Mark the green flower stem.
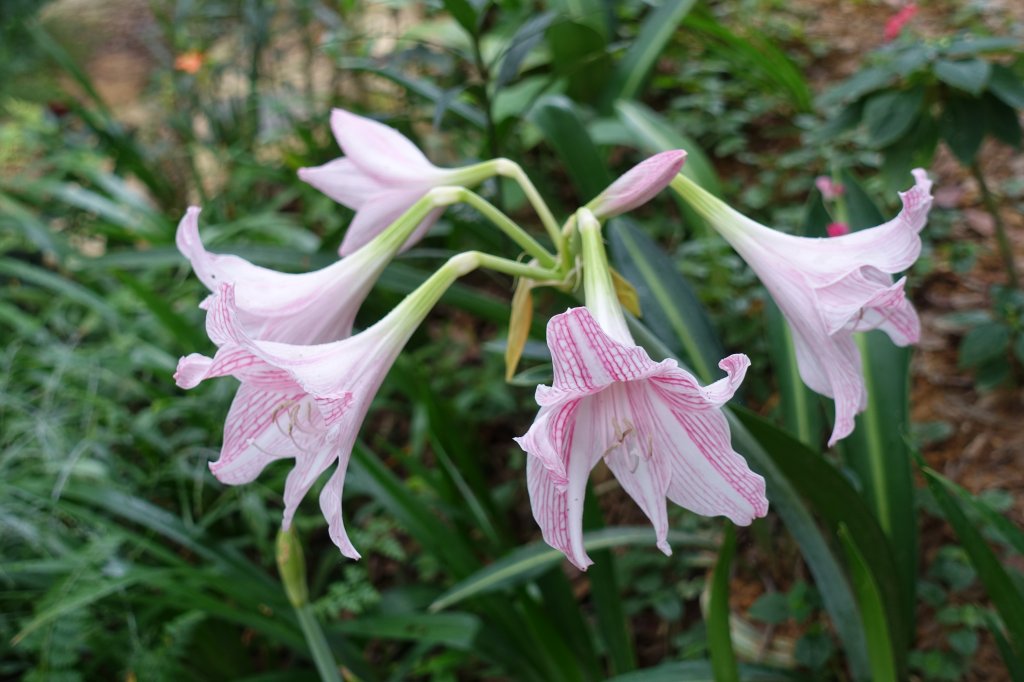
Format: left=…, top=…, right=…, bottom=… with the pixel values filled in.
left=454, top=188, right=558, bottom=268
left=670, top=173, right=731, bottom=229
left=456, top=159, right=563, bottom=255
left=578, top=208, right=632, bottom=343
left=970, top=161, right=1018, bottom=289
left=276, top=528, right=342, bottom=682
left=295, top=606, right=344, bottom=682
left=471, top=251, right=563, bottom=282
left=375, top=251, right=563, bottom=346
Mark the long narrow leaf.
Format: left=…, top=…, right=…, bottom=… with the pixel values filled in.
left=531, top=95, right=610, bottom=200
left=599, top=0, right=697, bottom=109
left=838, top=525, right=898, bottom=681
left=708, top=525, right=740, bottom=682
left=923, top=466, right=1024, bottom=658
left=430, top=527, right=713, bottom=611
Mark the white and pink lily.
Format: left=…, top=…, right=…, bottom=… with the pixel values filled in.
left=515, top=210, right=768, bottom=570
left=175, top=255, right=476, bottom=558
left=299, top=109, right=491, bottom=256
left=673, top=169, right=934, bottom=446
left=176, top=207, right=394, bottom=344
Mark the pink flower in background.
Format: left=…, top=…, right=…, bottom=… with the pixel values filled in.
left=590, top=150, right=687, bottom=219
left=883, top=4, right=918, bottom=42
left=175, top=283, right=420, bottom=558
left=176, top=207, right=392, bottom=344
left=515, top=308, right=768, bottom=570
left=298, top=109, right=459, bottom=256
left=815, top=176, right=845, bottom=201
left=826, top=222, right=850, bottom=237
left=674, top=170, right=933, bottom=446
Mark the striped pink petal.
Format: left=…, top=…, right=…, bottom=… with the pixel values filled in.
left=174, top=283, right=410, bottom=559
left=516, top=307, right=768, bottom=570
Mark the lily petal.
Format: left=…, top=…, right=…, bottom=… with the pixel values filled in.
left=297, top=158, right=388, bottom=208
left=330, top=108, right=447, bottom=184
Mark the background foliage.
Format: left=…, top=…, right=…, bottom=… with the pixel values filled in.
left=2, top=1, right=1023, bottom=680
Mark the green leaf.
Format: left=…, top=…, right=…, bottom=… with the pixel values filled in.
left=882, top=113, right=939, bottom=187
left=816, top=100, right=865, bottom=140
left=737, top=408, right=908, bottom=678
left=582, top=491, right=636, bottom=675
left=838, top=525, right=898, bottom=682
left=443, top=0, right=480, bottom=36
left=599, top=0, right=697, bottom=109
left=748, top=591, right=790, bottom=625
left=684, top=11, right=811, bottom=111
left=842, top=332, right=917, bottom=650
left=986, top=94, right=1023, bottom=148
left=429, top=527, right=712, bottom=611
left=819, top=67, right=894, bottom=108
left=496, top=13, right=555, bottom=88
left=708, top=526, right=740, bottom=682
left=940, top=97, right=986, bottom=164
left=610, top=661, right=798, bottom=681
left=546, top=20, right=612, bottom=103
left=923, top=466, right=1024, bottom=660
left=340, top=58, right=486, bottom=129
left=943, top=36, right=1021, bottom=57
left=0, top=257, right=118, bottom=325
left=863, top=87, right=925, bottom=147
left=984, top=611, right=1024, bottom=682
left=934, top=58, right=991, bottom=96
left=840, top=170, right=886, bottom=230
left=546, top=0, right=610, bottom=39
left=531, top=94, right=610, bottom=200
left=12, top=570, right=176, bottom=645
left=116, top=271, right=208, bottom=350
left=334, top=612, right=481, bottom=649
left=608, top=219, right=725, bottom=384
left=989, top=64, right=1024, bottom=109
left=958, top=321, right=1011, bottom=368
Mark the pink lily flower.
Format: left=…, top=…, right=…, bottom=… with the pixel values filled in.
left=589, top=150, right=688, bottom=219
left=299, top=109, right=479, bottom=256
left=515, top=210, right=768, bottom=570
left=673, top=169, right=933, bottom=446
left=176, top=206, right=392, bottom=344
left=176, top=255, right=476, bottom=558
